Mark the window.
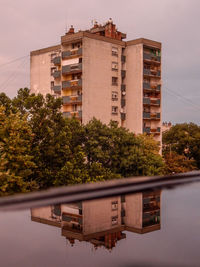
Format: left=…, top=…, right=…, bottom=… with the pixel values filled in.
left=112, top=201, right=118, bottom=211
left=112, top=91, right=118, bottom=101
left=112, top=62, right=118, bottom=71
left=112, top=106, right=118, bottom=115
left=112, top=216, right=118, bottom=225
left=51, top=81, right=54, bottom=89
left=112, top=47, right=118, bottom=56
left=51, top=67, right=56, bottom=75
left=112, top=77, right=118, bottom=86
left=72, top=104, right=78, bottom=111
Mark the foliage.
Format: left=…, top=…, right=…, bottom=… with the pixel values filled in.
left=0, top=88, right=165, bottom=196
left=0, top=106, right=37, bottom=195
left=164, top=152, right=197, bottom=174
left=163, top=123, right=200, bottom=169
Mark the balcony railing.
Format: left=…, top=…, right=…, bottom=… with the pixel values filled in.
left=143, top=112, right=160, bottom=120
left=143, top=127, right=151, bottom=133
left=144, top=69, right=161, bottom=77
left=62, top=48, right=82, bottom=59
left=52, top=56, right=61, bottom=65
left=62, top=95, right=82, bottom=105
left=143, top=98, right=160, bottom=106
left=121, top=55, right=126, bottom=63
left=121, top=98, right=126, bottom=107
left=121, top=84, right=126, bottom=91
left=143, top=97, right=151, bottom=105
left=62, top=63, right=82, bottom=75
left=121, top=112, right=126, bottom=121
left=143, top=83, right=161, bottom=92
left=62, top=79, right=82, bottom=89
left=52, top=85, right=61, bottom=92
left=63, top=110, right=82, bottom=119
left=121, top=70, right=126, bottom=78
left=143, top=53, right=161, bottom=62
left=52, top=70, right=61, bottom=78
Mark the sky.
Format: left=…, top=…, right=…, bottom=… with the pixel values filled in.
left=0, top=0, right=200, bottom=124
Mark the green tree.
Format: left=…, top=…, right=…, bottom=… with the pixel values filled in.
left=163, top=123, right=200, bottom=169
left=0, top=107, right=37, bottom=195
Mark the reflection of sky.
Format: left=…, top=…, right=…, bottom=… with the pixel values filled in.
left=0, top=0, right=200, bottom=124
left=0, top=183, right=200, bottom=267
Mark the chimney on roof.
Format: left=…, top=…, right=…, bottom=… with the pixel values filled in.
left=67, top=25, right=75, bottom=34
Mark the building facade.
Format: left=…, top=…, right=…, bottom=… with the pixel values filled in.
left=30, top=19, right=162, bottom=144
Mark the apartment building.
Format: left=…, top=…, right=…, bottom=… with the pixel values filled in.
left=30, top=19, right=162, bottom=143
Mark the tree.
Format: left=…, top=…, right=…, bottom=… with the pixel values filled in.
left=164, top=152, right=197, bottom=174
left=0, top=107, right=37, bottom=195
left=83, top=119, right=164, bottom=177
left=163, top=123, right=200, bottom=169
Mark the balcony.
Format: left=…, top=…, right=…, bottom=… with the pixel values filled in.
left=52, top=70, right=61, bottom=79
left=121, top=84, right=126, bottom=91
left=63, top=110, right=82, bottom=119
left=143, top=127, right=151, bottom=133
left=143, top=112, right=160, bottom=120
left=62, top=95, right=82, bottom=105
left=121, top=70, right=126, bottom=78
left=62, top=79, right=82, bottom=89
left=62, top=63, right=82, bottom=75
left=143, top=83, right=161, bottom=92
left=143, top=127, right=161, bottom=134
left=121, top=98, right=126, bottom=108
left=62, top=48, right=82, bottom=59
left=121, top=55, right=126, bottom=63
left=52, top=56, right=61, bottom=65
left=52, top=85, right=61, bottom=93
left=143, top=53, right=161, bottom=63
left=121, top=112, right=126, bottom=121
left=143, top=98, right=160, bottom=106
left=143, top=69, right=161, bottom=77
left=143, top=97, right=151, bottom=105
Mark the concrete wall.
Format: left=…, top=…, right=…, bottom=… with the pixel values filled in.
left=30, top=52, right=53, bottom=95
left=125, top=44, right=143, bottom=134
left=82, top=37, right=123, bottom=125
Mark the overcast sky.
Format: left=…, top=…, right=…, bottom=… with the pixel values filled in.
left=0, top=0, right=200, bottom=124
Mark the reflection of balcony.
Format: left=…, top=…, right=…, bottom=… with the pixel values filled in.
left=62, top=79, right=82, bottom=89
left=63, top=110, right=82, bottom=119
left=52, top=85, right=61, bottom=93
left=143, top=53, right=161, bottom=63
left=52, top=56, right=61, bottom=65
left=143, top=112, right=160, bottom=120
left=52, top=70, right=61, bottom=78
left=62, top=95, right=82, bottom=105
left=62, top=63, right=82, bottom=75
left=62, top=48, right=82, bottom=59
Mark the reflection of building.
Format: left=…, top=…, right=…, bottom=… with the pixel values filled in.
left=31, top=190, right=161, bottom=250
left=30, top=19, right=162, bottom=144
